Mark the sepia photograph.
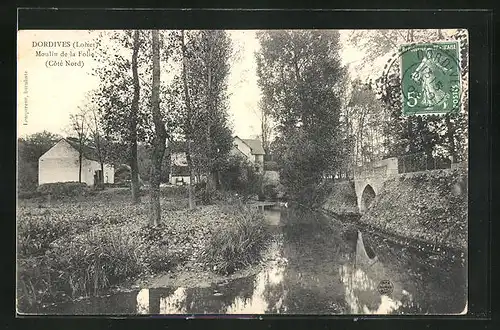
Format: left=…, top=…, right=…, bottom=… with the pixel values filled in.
left=17, top=28, right=468, bottom=315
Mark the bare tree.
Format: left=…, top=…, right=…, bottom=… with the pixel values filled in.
left=81, top=103, right=105, bottom=187
left=69, top=113, right=87, bottom=183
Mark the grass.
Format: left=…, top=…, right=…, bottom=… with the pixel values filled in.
left=17, top=186, right=273, bottom=311
left=203, top=203, right=273, bottom=275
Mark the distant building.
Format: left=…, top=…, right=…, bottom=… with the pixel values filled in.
left=38, top=138, right=114, bottom=187
left=231, top=136, right=265, bottom=172
left=168, top=141, right=193, bottom=185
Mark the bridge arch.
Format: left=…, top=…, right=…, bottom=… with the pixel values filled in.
left=353, top=157, right=399, bottom=213
left=360, top=184, right=376, bottom=213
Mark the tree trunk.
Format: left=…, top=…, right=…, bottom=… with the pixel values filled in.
left=149, top=30, right=167, bottom=226
left=186, top=140, right=195, bottom=210
left=130, top=29, right=141, bottom=204
left=206, top=37, right=215, bottom=192
left=93, top=111, right=105, bottom=186
left=78, top=151, right=83, bottom=183
left=181, top=30, right=196, bottom=210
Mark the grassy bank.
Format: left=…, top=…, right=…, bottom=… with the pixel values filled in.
left=359, top=168, right=467, bottom=251
left=322, top=180, right=359, bottom=215
left=16, top=187, right=272, bottom=312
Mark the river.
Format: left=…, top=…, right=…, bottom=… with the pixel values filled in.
left=35, top=207, right=467, bottom=315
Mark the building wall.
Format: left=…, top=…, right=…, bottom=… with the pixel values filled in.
left=39, top=140, right=81, bottom=185
left=82, top=159, right=115, bottom=185
left=39, top=139, right=115, bottom=186
left=233, top=138, right=253, bottom=161
left=169, top=175, right=191, bottom=185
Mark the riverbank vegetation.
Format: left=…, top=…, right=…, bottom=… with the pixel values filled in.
left=17, top=186, right=273, bottom=311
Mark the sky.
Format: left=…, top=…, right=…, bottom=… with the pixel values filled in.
left=16, top=30, right=388, bottom=139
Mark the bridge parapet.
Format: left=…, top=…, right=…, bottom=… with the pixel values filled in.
left=354, top=157, right=399, bottom=179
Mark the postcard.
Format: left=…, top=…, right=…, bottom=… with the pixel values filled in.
left=17, top=28, right=468, bottom=315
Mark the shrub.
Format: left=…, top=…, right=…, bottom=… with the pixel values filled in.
left=203, top=204, right=272, bottom=275
left=37, top=182, right=90, bottom=199
left=194, top=182, right=223, bottom=205
left=160, top=185, right=188, bottom=199
left=140, top=245, right=185, bottom=273
left=219, top=155, right=263, bottom=199
left=17, top=225, right=142, bottom=310
left=17, top=213, right=73, bottom=257
left=18, top=190, right=42, bottom=200
left=262, top=184, right=278, bottom=201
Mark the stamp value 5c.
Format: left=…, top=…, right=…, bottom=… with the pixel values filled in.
left=400, top=41, right=462, bottom=115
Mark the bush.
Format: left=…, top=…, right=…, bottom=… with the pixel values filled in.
left=17, top=213, right=73, bottom=257
left=203, top=204, right=272, bottom=275
left=160, top=185, right=188, bottom=199
left=17, top=226, right=142, bottom=310
left=37, top=182, right=90, bottom=199
left=18, top=190, right=42, bottom=200
left=219, top=155, right=263, bottom=199
left=262, top=184, right=278, bottom=201
left=194, top=182, right=223, bottom=205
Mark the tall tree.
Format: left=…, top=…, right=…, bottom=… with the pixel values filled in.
left=180, top=30, right=196, bottom=210
left=256, top=99, right=273, bottom=156
left=183, top=30, right=234, bottom=191
left=149, top=30, right=168, bottom=225
left=129, top=30, right=142, bottom=203
left=91, top=30, right=153, bottom=203
left=256, top=30, right=346, bottom=204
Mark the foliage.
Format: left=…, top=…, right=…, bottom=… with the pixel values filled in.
left=203, top=204, right=272, bottom=275
left=361, top=168, right=467, bottom=250
left=262, top=183, right=279, bottom=201
left=219, top=154, right=263, bottom=199
left=18, top=226, right=142, bottom=309
left=37, top=182, right=90, bottom=198
left=369, top=29, right=469, bottom=164
left=177, top=30, right=235, bottom=188
left=194, top=182, right=223, bottom=205
left=18, top=212, right=73, bottom=257
left=256, top=30, right=346, bottom=204
left=17, top=131, right=62, bottom=192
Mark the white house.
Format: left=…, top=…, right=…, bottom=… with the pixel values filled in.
left=169, top=150, right=192, bottom=185
left=231, top=136, right=265, bottom=172
left=38, top=138, right=115, bottom=187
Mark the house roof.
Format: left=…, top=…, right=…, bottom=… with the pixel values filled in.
left=63, top=138, right=101, bottom=162
left=236, top=136, right=265, bottom=155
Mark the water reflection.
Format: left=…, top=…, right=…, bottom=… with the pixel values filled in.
left=339, top=231, right=408, bottom=314
left=136, top=288, right=149, bottom=314
left=37, top=207, right=466, bottom=315
left=226, top=238, right=287, bottom=314
left=160, top=288, right=187, bottom=314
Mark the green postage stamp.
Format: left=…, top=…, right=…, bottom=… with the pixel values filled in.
left=400, top=41, right=462, bottom=115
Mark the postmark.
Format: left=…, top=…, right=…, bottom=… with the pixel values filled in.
left=383, top=41, right=462, bottom=116
left=401, top=42, right=461, bottom=115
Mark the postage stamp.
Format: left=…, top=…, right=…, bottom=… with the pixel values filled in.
left=400, top=42, right=462, bottom=115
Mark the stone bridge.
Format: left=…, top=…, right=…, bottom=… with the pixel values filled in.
left=353, top=157, right=399, bottom=214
